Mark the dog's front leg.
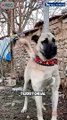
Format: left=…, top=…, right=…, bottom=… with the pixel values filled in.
left=51, top=89, right=58, bottom=120
left=21, top=68, right=30, bottom=113
left=21, top=96, right=28, bottom=113
left=51, top=76, right=60, bottom=120
left=21, top=80, right=28, bottom=113
left=35, top=96, right=44, bottom=120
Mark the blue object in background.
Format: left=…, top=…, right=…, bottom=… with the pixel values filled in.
left=0, top=37, right=10, bottom=61
left=5, top=52, right=11, bottom=61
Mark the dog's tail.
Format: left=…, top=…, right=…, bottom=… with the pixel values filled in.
left=19, top=37, right=35, bottom=58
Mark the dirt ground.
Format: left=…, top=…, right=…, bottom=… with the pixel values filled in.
left=0, top=83, right=67, bottom=120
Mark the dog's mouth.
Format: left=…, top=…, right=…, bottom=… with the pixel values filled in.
left=40, top=43, right=57, bottom=59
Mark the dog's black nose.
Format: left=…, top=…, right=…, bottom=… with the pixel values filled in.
left=52, top=45, right=57, bottom=49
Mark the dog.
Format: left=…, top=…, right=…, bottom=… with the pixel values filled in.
left=18, top=32, right=60, bottom=120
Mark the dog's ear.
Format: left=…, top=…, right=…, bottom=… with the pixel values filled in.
left=31, top=35, right=39, bottom=43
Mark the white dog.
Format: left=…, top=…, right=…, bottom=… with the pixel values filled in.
left=19, top=32, right=60, bottom=120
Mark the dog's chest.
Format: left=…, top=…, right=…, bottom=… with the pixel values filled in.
left=31, top=64, right=55, bottom=81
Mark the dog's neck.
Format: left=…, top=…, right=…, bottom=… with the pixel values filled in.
left=33, top=55, right=58, bottom=66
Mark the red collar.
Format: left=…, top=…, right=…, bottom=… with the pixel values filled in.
left=34, top=56, right=58, bottom=66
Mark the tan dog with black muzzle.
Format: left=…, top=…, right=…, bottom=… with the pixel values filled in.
left=18, top=32, right=60, bottom=120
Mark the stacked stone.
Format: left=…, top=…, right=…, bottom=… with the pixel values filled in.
left=13, top=44, right=29, bottom=78
left=0, top=61, right=11, bottom=79
left=12, top=39, right=35, bottom=78
left=57, top=38, right=67, bottom=85
left=57, top=39, right=64, bottom=79
left=64, top=38, right=67, bottom=86
left=64, top=38, right=67, bottom=63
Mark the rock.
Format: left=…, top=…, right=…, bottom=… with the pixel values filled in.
left=0, top=78, right=3, bottom=83
left=11, top=102, right=15, bottom=107
left=3, top=102, right=11, bottom=106
left=12, top=87, right=22, bottom=92
left=27, top=115, right=30, bottom=119
left=12, top=100, right=22, bottom=104
left=0, top=86, right=5, bottom=91
left=5, top=77, right=16, bottom=87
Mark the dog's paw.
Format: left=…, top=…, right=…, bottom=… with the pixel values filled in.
left=21, top=107, right=27, bottom=113
left=51, top=119, right=57, bottom=120
left=51, top=116, right=57, bottom=120
left=38, top=117, right=44, bottom=120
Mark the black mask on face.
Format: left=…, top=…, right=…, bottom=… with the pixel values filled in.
left=41, top=38, right=57, bottom=59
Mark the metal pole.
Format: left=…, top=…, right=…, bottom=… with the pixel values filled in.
left=43, top=0, right=49, bottom=33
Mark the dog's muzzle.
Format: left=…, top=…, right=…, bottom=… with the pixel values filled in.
left=41, top=43, right=57, bottom=59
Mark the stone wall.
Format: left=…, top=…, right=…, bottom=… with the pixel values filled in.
left=49, top=16, right=67, bottom=86
left=12, top=15, right=67, bottom=83
left=0, top=60, right=11, bottom=77
left=12, top=36, right=36, bottom=79
left=13, top=42, right=29, bottom=78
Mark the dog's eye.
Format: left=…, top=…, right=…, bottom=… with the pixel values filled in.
left=44, top=38, right=49, bottom=44
left=41, top=38, right=48, bottom=44
left=52, top=38, right=55, bottom=43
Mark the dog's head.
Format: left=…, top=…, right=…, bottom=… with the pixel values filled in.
left=31, top=32, right=57, bottom=59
